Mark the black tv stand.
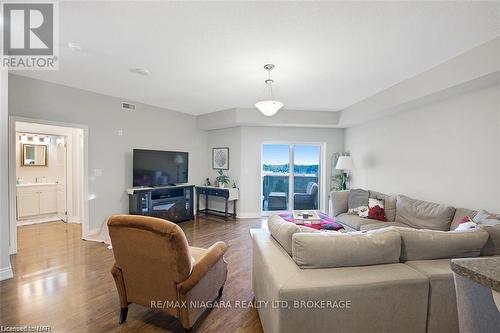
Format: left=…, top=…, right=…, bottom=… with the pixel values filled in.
left=127, top=185, right=194, bottom=223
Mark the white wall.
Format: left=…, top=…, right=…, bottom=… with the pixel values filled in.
left=8, top=74, right=208, bottom=237
left=239, top=127, right=344, bottom=217
left=345, top=84, right=500, bottom=212
left=0, top=71, right=13, bottom=280
left=205, top=127, right=242, bottom=213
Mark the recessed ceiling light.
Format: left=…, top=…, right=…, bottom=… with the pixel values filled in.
left=68, top=42, right=82, bottom=51
left=129, top=68, right=150, bottom=76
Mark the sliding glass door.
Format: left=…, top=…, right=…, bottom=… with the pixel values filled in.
left=293, top=145, right=320, bottom=210
left=262, top=144, right=290, bottom=211
left=262, top=143, right=321, bottom=213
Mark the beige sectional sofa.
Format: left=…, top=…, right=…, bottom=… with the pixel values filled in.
left=251, top=191, right=499, bottom=333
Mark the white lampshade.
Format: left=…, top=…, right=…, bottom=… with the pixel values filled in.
left=255, top=100, right=284, bottom=116
left=335, top=155, right=354, bottom=170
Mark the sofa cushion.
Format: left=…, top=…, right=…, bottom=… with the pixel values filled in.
left=405, top=259, right=458, bottom=333
left=450, top=208, right=477, bottom=231
left=267, top=215, right=318, bottom=256
left=292, top=228, right=401, bottom=269
left=393, top=227, right=489, bottom=261
left=479, top=225, right=500, bottom=256
left=330, top=190, right=349, bottom=216
left=360, top=222, right=410, bottom=231
left=396, top=195, right=455, bottom=231
left=336, top=213, right=375, bottom=230
left=369, top=190, right=397, bottom=222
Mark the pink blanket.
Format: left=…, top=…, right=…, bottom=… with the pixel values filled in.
left=278, top=211, right=344, bottom=231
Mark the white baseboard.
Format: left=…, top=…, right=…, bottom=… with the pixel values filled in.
left=17, top=215, right=62, bottom=226
left=0, top=265, right=13, bottom=281
left=83, top=228, right=104, bottom=242
left=238, top=212, right=262, bottom=219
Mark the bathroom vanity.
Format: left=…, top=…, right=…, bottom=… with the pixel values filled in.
left=16, top=183, right=58, bottom=219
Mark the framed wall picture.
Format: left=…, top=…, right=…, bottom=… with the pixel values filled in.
left=212, top=147, right=229, bottom=170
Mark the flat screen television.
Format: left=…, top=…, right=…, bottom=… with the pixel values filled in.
left=133, top=149, right=188, bottom=187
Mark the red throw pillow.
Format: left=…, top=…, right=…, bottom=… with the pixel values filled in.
left=459, top=216, right=472, bottom=224
left=367, top=197, right=386, bottom=222
left=368, top=205, right=386, bottom=221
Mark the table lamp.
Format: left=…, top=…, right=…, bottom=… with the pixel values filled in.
left=335, top=155, right=354, bottom=190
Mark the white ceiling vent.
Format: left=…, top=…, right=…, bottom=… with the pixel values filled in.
left=121, top=102, right=136, bottom=111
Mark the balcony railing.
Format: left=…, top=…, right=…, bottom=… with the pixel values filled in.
left=262, top=174, right=319, bottom=211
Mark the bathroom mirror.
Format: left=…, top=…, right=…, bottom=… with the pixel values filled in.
left=22, top=144, right=47, bottom=166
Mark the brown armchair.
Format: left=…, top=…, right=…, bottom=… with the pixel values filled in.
left=107, top=215, right=228, bottom=331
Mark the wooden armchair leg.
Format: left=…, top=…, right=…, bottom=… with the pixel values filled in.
left=218, top=285, right=224, bottom=298
left=111, top=264, right=130, bottom=324
left=119, top=307, right=129, bottom=324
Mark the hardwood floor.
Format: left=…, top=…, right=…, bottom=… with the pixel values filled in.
left=0, top=217, right=267, bottom=333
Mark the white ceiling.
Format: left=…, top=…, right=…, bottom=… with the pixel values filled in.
left=14, top=1, right=500, bottom=115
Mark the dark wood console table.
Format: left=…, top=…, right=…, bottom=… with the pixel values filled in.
left=195, top=186, right=238, bottom=219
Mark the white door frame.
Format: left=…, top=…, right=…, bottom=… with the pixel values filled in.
left=8, top=116, right=89, bottom=254
left=261, top=141, right=326, bottom=216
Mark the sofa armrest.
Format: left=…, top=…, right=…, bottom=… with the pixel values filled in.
left=329, top=190, right=350, bottom=216
left=177, top=241, right=227, bottom=294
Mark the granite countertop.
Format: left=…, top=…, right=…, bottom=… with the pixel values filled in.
left=451, top=257, right=500, bottom=292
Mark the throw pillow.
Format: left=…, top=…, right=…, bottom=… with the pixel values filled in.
left=473, top=210, right=492, bottom=223
left=450, top=208, right=478, bottom=231
left=473, top=209, right=500, bottom=226
left=358, top=206, right=369, bottom=218
left=459, top=216, right=472, bottom=224
left=369, top=190, right=397, bottom=222
left=347, top=189, right=369, bottom=215
left=367, top=198, right=386, bottom=221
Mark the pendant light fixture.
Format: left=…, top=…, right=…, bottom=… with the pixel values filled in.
left=255, top=64, right=283, bottom=116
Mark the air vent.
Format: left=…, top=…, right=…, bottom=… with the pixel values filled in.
left=121, top=102, right=136, bottom=111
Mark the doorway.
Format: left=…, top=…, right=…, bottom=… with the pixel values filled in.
left=15, top=131, right=69, bottom=225
left=261, top=143, right=322, bottom=213
left=8, top=117, right=89, bottom=254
